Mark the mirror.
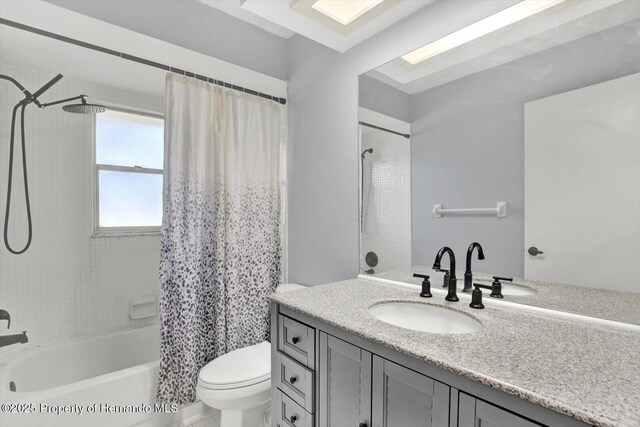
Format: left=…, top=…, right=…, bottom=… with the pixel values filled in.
left=358, top=0, right=640, bottom=325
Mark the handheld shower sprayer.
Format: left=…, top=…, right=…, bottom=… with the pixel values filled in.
left=30, top=74, right=64, bottom=105
left=1, top=73, right=108, bottom=254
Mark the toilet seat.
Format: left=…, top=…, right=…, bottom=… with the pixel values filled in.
left=198, top=341, right=271, bottom=390
left=196, top=343, right=272, bottom=417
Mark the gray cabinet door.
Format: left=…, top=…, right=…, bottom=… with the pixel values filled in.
left=318, top=332, right=372, bottom=427
left=372, top=356, right=449, bottom=427
left=459, top=393, right=541, bottom=427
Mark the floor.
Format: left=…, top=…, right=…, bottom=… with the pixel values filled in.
left=176, top=408, right=220, bottom=427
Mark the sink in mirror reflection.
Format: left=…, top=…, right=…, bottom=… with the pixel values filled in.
left=368, top=302, right=482, bottom=334
left=461, top=281, right=536, bottom=297
left=415, top=269, right=537, bottom=297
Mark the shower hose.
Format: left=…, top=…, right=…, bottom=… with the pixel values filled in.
left=0, top=74, right=67, bottom=255
left=1, top=73, right=35, bottom=254
left=3, top=101, right=32, bottom=254
left=2, top=72, right=85, bottom=254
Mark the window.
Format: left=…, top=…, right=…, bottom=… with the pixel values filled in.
left=94, top=108, right=164, bottom=234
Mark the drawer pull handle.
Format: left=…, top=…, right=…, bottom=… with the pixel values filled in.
left=291, top=336, right=300, bottom=344
left=289, top=376, right=298, bottom=384
left=359, top=424, right=368, bottom=427
left=290, top=415, right=298, bottom=423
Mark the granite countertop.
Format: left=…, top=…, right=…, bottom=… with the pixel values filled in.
left=370, top=265, right=640, bottom=326
left=269, top=279, right=640, bottom=427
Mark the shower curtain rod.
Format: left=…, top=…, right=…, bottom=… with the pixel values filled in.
left=359, top=121, right=410, bottom=139
left=0, top=18, right=287, bottom=105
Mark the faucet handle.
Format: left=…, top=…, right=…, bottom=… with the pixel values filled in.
left=490, top=277, right=510, bottom=299
left=0, top=309, right=10, bottom=329
left=413, top=274, right=432, bottom=298
left=434, top=268, right=451, bottom=289
left=470, top=284, right=487, bottom=309
left=434, top=268, right=450, bottom=288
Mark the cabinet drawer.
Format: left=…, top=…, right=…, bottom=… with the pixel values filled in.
left=276, top=389, right=314, bottom=427
left=278, top=314, right=316, bottom=370
left=276, top=352, right=315, bottom=413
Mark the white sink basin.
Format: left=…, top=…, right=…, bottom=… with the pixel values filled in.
left=368, top=302, right=482, bottom=334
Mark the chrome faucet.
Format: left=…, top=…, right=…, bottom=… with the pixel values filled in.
left=0, top=309, right=28, bottom=348
left=432, top=247, right=459, bottom=302
left=464, top=242, right=485, bottom=293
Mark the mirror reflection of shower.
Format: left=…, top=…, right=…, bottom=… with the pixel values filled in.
left=359, top=111, right=411, bottom=275
left=360, top=148, right=374, bottom=227
left=360, top=148, right=376, bottom=274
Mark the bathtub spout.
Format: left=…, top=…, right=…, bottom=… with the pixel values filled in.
left=0, top=331, right=28, bottom=348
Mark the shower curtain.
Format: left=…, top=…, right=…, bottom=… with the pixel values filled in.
left=156, top=74, right=282, bottom=404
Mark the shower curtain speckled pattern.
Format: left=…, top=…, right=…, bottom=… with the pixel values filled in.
left=156, top=74, right=282, bottom=404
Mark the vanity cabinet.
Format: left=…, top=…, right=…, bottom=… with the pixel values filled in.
left=318, top=332, right=372, bottom=427
left=372, top=356, right=449, bottom=427
left=316, top=331, right=451, bottom=427
left=271, top=305, right=588, bottom=427
left=274, top=314, right=317, bottom=427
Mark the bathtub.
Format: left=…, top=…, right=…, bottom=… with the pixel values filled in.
left=0, top=325, right=197, bottom=427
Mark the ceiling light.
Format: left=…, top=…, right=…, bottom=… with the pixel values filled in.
left=401, top=0, right=566, bottom=65
left=312, top=0, right=385, bottom=26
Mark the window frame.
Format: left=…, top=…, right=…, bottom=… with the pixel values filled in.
left=92, top=105, right=164, bottom=236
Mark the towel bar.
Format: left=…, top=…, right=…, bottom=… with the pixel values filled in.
left=433, top=202, right=507, bottom=218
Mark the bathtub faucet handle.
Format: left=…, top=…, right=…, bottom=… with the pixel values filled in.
left=0, top=309, right=9, bottom=329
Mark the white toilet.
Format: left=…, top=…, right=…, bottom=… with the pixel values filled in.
left=196, top=283, right=305, bottom=427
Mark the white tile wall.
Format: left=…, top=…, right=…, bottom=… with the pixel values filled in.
left=0, top=62, right=164, bottom=353
left=360, top=126, right=412, bottom=274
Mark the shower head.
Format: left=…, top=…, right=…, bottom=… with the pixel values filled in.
left=361, top=148, right=374, bottom=159
left=62, top=97, right=107, bottom=114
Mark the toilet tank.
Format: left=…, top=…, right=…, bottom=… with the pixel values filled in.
left=275, top=283, right=305, bottom=293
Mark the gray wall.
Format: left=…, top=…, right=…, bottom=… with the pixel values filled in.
left=287, top=1, right=521, bottom=285
left=44, top=0, right=289, bottom=80
left=409, top=19, right=640, bottom=277
left=359, top=74, right=411, bottom=123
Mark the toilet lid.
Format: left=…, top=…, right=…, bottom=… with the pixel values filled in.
left=198, top=341, right=271, bottom=390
